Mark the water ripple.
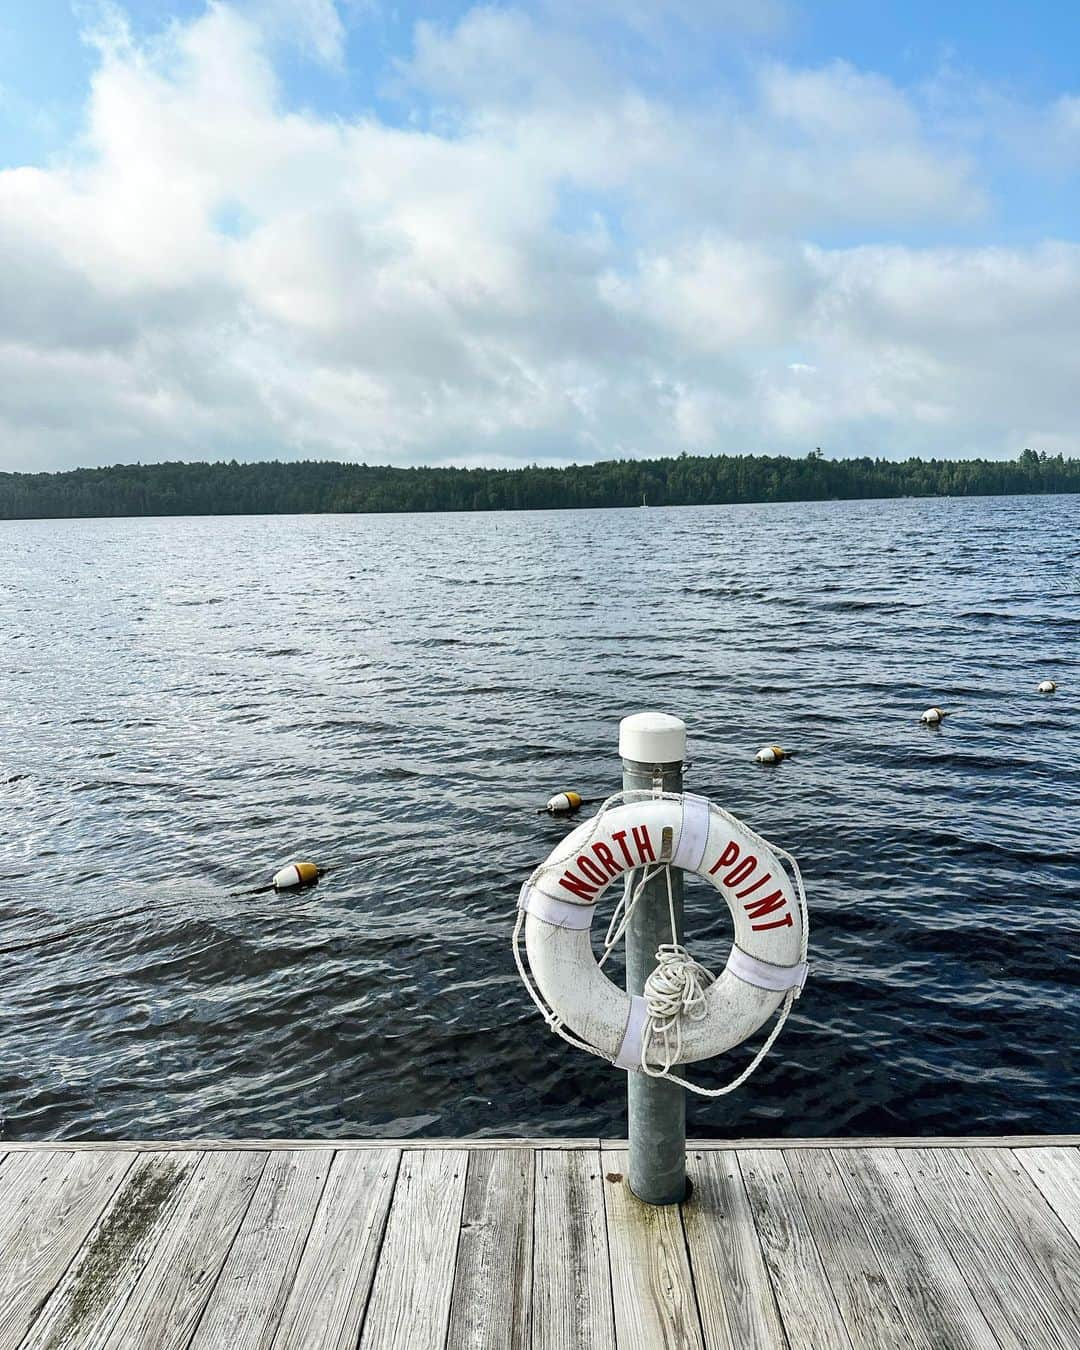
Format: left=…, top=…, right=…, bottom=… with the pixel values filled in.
left=0, top=494, right=1077, bottom=1140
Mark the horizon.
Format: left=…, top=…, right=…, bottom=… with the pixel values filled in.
left=1, top=444, right=1076, bottom=480
left=4, top=445, right=1073, bottom=521
left=2, top=2, right=1080, bottom=472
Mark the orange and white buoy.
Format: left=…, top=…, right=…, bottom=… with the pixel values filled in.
left=272, top=861, right=320, bottom=890
left=544, top=791, right=584, bottom=815
left=755, top=746, right=787, bottom=764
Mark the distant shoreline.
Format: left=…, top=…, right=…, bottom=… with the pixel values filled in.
left=1, top=449, right=1076, bottom=520
left=1, top=490, right=1076, bottom=526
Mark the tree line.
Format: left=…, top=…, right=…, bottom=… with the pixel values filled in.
left=0, top=448, right=1076, bottom=519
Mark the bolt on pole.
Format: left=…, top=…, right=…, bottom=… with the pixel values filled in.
left=619, top=712, right=688, bottom=1206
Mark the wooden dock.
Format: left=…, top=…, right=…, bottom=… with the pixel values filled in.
left=0, top=1136, right=1077, bottom=1348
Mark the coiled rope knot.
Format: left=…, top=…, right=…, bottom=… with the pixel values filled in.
left=643, top=943, right=714, bottom=1024
left=641, top=942, right=716, bottom=1072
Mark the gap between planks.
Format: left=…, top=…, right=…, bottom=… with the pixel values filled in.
left=0, top=1134, right=1076, bottom=1152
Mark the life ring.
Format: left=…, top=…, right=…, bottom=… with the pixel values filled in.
left=516, top=793, right=807, bottom=1072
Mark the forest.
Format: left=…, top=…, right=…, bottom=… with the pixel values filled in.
left=0, top=448, right=1076, bottom=519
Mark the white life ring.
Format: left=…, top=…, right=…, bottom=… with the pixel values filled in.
left=517, top=793, right=807, bottom=1072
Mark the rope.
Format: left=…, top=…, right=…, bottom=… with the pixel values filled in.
left=638, top=865, right=715, bottom=1070
left=513, top=790, right=809, bottom=1097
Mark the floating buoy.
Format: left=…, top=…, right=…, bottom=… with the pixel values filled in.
left=920, top=707, right=948, bottom=725
left=272, top=861, right=320, bottom=890
left=1037, top=680, right=1057, bottom=694
left=755, top=746, right=787, bottom=764
left=541, top=791, right=584, bottom=815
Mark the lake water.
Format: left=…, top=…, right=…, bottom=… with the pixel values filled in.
left=1, top=495, right=1077, bottom=1142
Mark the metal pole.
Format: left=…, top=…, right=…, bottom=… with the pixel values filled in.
left=619, top=712, right=687, bottom=1205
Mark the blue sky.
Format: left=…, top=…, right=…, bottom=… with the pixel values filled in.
left=7, top=3, right=1079, bottom=163
left=1, top=1, right=1079, bottom=469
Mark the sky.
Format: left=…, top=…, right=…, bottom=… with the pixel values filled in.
left=1, top=1, right=1080, bottom=471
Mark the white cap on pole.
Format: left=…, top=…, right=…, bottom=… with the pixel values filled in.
left=619, top=712, right=687, bottom=765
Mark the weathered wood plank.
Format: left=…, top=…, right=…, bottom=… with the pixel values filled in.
left=601, top=1148, right=703, bottom=1350
left=3, top=1138, right=1078, bottom=1350
left=0, top=1149, right=19, bottom=1196
left=0, top=1150, right=135, bottom=1350
left=784, top=1148, right=918, bottom=1348
left=358, top=1148, right=468, bottom=1350
left=839, top=1148, right=998, bottom=1350
left=0, top=1151, right=67, bottom=1246
left=97, top=1150, right=267, bottom=1350
left=738, top=1149, right=852, bottom=1350
left=532, top=1147, right=614, bottom=1350
left=1014, top=1147, right=1080, bottom=1246
left=270, top=1148, right=399, bottom=1350
left=681, top=1149, right=784, bottom=1350
left=603, top=1136, right=1080, bottom=1151
left=4, top=1134, right=1078, bottom=1155
left=965, top=1147, right=1080, bottom=1334
left=447, top=1149, right=532, bottom=1350
left=900, top=1147, right=1078, bottom=1350
left=188, top=1150, right=332, bottom=1350
left=21, top=1152, right=202, bottom=1350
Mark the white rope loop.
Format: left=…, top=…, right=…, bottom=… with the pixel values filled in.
left=513, top=789, right=809, bottom=1097
left=641, top=943, right=714, bottom=1065
left=636, top=857, right=714, bottom=1072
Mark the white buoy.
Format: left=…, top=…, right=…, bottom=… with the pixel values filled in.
left=755, top=745, right=787, bottom=764
left=544, top=791, right=583, bottom=815
left=1037, top=680, right=1057, bottom=694
left=272, top=861, right=320, bottom=890
left=920, top=707, right=947, bottom=725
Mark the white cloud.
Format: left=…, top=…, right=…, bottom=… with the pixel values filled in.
left=0, top=2, right=1077, bottom=472
left=1031, top=93, right=1080, bottom=170
left=251, top=0, right=348, bottom=69
left=401, top=27, right=984, bottom=233
left=601, top=238, right=812, bottom=356
left=760, top=60, right=919, bottom=140
left=1055, top=94, right=1080, bottom=137
left=542, top=0, right=790, bottom=41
